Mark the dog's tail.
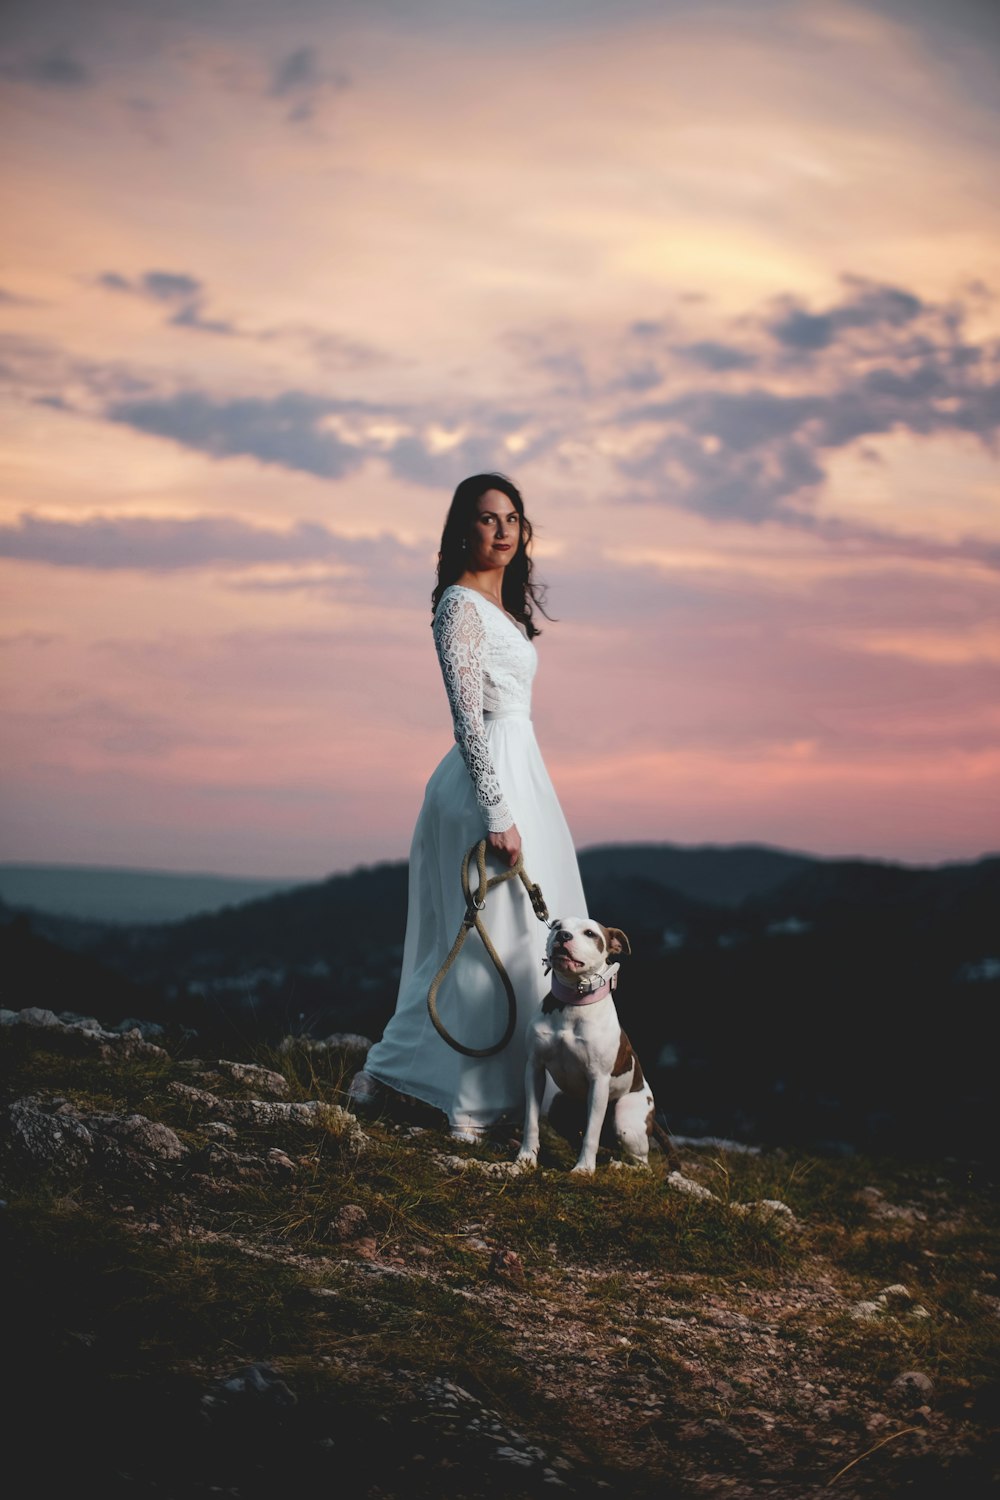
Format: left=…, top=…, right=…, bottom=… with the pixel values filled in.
left=652, top=1118, right=681, bottom=1168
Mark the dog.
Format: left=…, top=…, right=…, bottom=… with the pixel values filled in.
left=516, top=917, right=675, bottom=1175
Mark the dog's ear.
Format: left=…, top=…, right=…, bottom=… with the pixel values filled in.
left=605, top=927, right=631, bottom=957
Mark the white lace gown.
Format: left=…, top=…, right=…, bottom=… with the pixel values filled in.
left=362, top=584, right=589, bottom=1130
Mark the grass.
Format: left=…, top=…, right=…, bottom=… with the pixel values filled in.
left=2, top=1187, right=531, bottom=1398
left=0, top=1188, right=614, bottom=1488
left=3, top=1030, right=998, bottom=1498
left=1, top=1034, right=176, bottom=1116
left=159, top=1125, right=795, bottom=1286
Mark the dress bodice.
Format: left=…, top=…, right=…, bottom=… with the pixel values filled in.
left=432, top=584, right=538, bottom=831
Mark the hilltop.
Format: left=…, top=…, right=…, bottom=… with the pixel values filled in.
left=2, top=1005, right=997, bottom=1498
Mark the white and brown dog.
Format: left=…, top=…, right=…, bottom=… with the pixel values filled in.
left=516, top=917, right=675, bottom=1175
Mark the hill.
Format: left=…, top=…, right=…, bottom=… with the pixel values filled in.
left=576, top=842, right=818, bottom=908
left=0, top=841, right=850, bottom=925
left=2, top=847, right=997, bottom=1159
left=2, top=1009, right=997, bottom=1498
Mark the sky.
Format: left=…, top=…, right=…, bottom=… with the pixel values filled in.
left=1, top=0, right=998, bottom=878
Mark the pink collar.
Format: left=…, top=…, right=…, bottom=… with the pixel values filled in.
left=548, top=963, right=619, bottom=1007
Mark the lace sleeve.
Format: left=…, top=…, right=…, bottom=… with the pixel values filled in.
left=433, top=592, right=514, bottom=833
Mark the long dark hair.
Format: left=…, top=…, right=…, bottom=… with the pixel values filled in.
left=431, top=472, right=551, bottom=639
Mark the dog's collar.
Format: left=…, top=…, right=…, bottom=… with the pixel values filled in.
left=546, top=962, right=620, bottom=1007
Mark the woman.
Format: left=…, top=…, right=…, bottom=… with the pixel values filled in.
left=348, top=473, right=588, bottom=1140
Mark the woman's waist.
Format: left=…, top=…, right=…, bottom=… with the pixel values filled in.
left=483, top=706, right=532, bottom=722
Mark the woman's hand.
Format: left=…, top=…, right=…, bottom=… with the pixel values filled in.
left=488, top=822, right=522, bottom=868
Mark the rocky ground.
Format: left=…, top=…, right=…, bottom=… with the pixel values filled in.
left=2, top=1005, right=998, bottom=1498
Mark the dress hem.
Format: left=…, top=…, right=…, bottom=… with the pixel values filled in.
left=362, top=1063, right=519, bottom=1128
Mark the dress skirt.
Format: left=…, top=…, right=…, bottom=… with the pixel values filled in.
left=362, top=709, right=588, bottom=1128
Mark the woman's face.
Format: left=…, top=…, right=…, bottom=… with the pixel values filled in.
left=467, top=488, right=522, bottom=571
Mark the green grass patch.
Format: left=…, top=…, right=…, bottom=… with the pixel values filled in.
left=0, top=1037, right=176, bottom=1114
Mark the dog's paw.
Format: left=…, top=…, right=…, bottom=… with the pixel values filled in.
left=514, top=1149, right=538, bottom=1170
left=570, top=1161, right=596, bottom=1176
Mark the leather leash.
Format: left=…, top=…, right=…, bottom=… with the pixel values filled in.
left=427, top=839, right=551, bottom=1057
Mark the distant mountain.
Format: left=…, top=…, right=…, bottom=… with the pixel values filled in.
left=577, top=842, right=818, bottom=908
left=0, top=841, right=835, bottom=926
left=2, top=845, right=998, bottom=1155
left=749, top=853, right=1000, bottom=924
left=0, top=864, right=308, bottom=924
left=0, top=861, right=413, bottom=1045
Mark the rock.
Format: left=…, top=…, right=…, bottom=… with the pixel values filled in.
left=888, top=1371, right=935, bottom=1407
left=203, top=1362, right=297, bottom=1412
left=226, top=1098, right=317, bottom=1126
left=4, top=1010, right=166, bottom=1061
left=494, top=1446, right=535, bottom=1467
left=851, top=1284, right=921, bottom=1321
left=99, top=1114, right=185, bottom=1162
left=278, top=1033, right=373, bottom=1054
left=111, top=1018, right=166, bottom=1041
left=435, top=1153, right=524, bottom=1178
left=85, top=1113, right=185, bottom=1180
left=420, top=1377, right=557, bottom=1474
left=266, top=1147, right=296, bottom=1174
left=2, top=1096, right=95, bottom=1176
left=226, top=1100, right=367, bottom=1147
left=665, top=1171, right=716, bottom=1200
left=2, top=1097, right=183, bottom=1180
left=15, top=1007, right=61, bottom=1027
left=322, top=1032, right=373, bottom=1051
left=216, top=1060, right=289, bottom=1097
left=168, top=1081, right=225, bottom=1113
left=57, top=1012, right=103, bottom=1031
left=329, top=1204, right=370, bottom=1241
left=702, top=1307, right=750, bottom=1330
left=489, top=1248, right=526, bottom=1288
left=191, top=1143, right=284, bottom=1186
left=107, top=1028, right=168, bottom=1062
left=756, top=1198, right=795, bottom=1219
left=167, top=1086, right=367, bottom=1146
left=732, top=1198, right=799, bottom=1228
left=12, top=1008, right=162, bottom=1068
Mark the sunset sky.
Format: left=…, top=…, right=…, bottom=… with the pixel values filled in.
left=1, top=0, right=998, bottom=878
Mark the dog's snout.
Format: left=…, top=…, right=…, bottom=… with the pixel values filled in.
left=555, top=929, right=573, bottom=945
